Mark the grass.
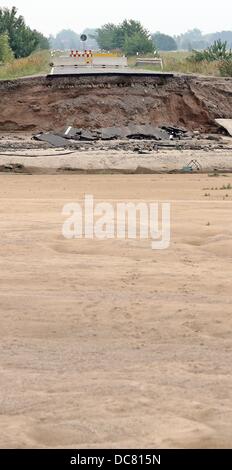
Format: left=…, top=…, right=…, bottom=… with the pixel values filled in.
left=220, top=183, right=232, bottom=190
left=0, top=50, right=230, bottom=80
left=204, top=183, right=232, bottom=190
left=0, top=50, right=50, bottom=80
left=129, top=51, right=223, bottom=76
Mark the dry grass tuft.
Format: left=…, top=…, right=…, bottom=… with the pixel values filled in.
left=0, top=51, right=50, bottom=80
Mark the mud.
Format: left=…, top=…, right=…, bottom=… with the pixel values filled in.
left=0, top=74, right=232, bottom=133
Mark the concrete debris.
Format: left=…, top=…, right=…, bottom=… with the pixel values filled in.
left=215, top=119, right=232, bottom=137
left=100, top=125, right=170, bottom=140
left=33, top=133, right=70, bottom=147
left=162, top=125, right=187, bottom=133
left=63, top=126, right=82, bottom=139
left=126, top=125, right=169, bottom=140
left=161, top=125, right=188, bottom=138
left=100, top=127, right=127, bottom=140
left=79, top=130, right=100, bottom=141
left=33, top=125, right=186, bottom=147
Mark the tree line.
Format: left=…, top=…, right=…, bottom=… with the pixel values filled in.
left=0, top=7, right=49, bottom=63
left=1, top=6, right=232, bottom=65
left=50, top=23, right=232, bottom=55
left=50, top=21, right=177, bottom=54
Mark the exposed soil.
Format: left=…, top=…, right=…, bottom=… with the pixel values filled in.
left=0, top=74, right=232, bottom=133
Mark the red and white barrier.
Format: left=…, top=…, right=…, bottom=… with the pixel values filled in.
left=70, top=50, right=93, bottom=59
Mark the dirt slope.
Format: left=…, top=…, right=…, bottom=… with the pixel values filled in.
left=0, top=74, right=232, bottom=133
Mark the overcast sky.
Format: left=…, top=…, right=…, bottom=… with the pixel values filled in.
left=1, top=0, right=232, bottom=36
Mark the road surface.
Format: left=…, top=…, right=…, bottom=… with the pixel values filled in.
left=49, top=66, right=173, bottom=78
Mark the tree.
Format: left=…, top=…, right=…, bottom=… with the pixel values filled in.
left=51, top=29, right=81, bottom=50
left=175, top=28, right=208, bottom=51
left=97, top=19, right=154, bottom=54
left=0, top=32, right=14, bottom=63
left=120, top=19, right=150, bottom=38
left=205, top=31, right=232, bottom=49
left=190, top=40, right=232, bottom=62
left=152, top=33, right=177, bottom=51
left=97, top=23, right=119, bottom=50
left=0, top=6, right=49, bottom=58
left=124, top=33, right=154, bottom=55
left=32, top=31, right=49, bottom=51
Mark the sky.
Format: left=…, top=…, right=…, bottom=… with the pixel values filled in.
left=1, top=0, right=232, bottom=37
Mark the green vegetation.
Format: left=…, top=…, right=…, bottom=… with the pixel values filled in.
left=0, top=32, right=14, bottom=63
left=220, top=184, right=232, bottom=190
left=0, top=6, right=49, bottom=79
left=190, top=40, right=232, bottom=62
left=152, top=33, right=177, bottom=51
left=129, top=51, right=222, bottom=75
left=0, top=6, right=49, bottom=59
left=187, top=41, right=232, bottom=76
left=0, top=50, right=50, bottom=80
left=175, top=29, right=232, bottom=51
left=1, top=7, right=232, bottom=79
left=219, top=59, right=232, bottom=77
left=124, top=32, right=154, bottom=55
left=97, top=20, right=154, bottom=55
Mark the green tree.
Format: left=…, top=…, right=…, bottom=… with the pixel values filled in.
left=190, top=40, right=232, bottom=62
left=152, top=33, right=177, bottom=51
left=97, top=19, right=153, bottom=54
left=120, top=19, right=150, bottom=38
left=97, top=23, right=120, bottom=50
left=205, top=31, right=232, bottom=49
left=124, top=32, right=154, bottom=55
left=0, top=32, right=14, bottom=63
left=33, top=31, right=50, bottom=51
left=0, top=6, right=49, bottom=58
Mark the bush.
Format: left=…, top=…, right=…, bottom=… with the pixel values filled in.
left=0, top=32, right=14, bottom=63
left=219, top=59, right=232, bottom=76
left=124, top=33, right=154, bottom=55
left=190, top=40, right=232, bottom=63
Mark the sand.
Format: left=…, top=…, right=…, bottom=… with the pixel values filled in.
left=0, top=174, right=232, bottom=449
left=1, top=148, right=232, bottom=173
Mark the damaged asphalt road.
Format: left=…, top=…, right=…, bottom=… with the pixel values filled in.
left=33, top=124, right=190, bottom=148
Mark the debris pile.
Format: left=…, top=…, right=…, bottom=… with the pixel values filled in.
left=33, top=125, right=189, bottom=147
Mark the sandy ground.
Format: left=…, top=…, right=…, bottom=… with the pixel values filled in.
left=1, top=148, right=232, bottom=173
left=0, top=174, right=232, bottom=449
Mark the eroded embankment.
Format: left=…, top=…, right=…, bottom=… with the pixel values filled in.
left=0, top=74, right=232, bottom=133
